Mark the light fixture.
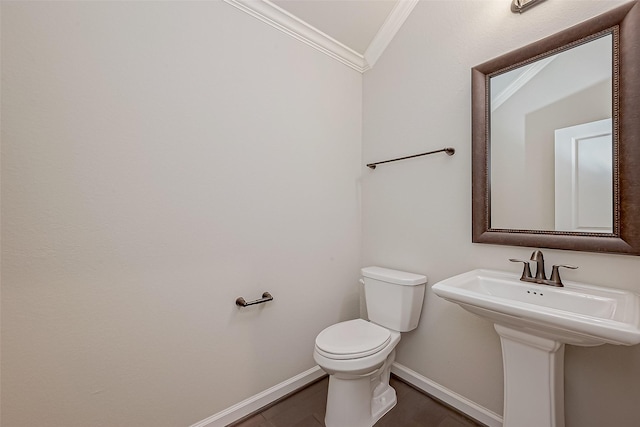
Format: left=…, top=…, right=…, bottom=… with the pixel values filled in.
left=511, top=0, right=546, bottom=13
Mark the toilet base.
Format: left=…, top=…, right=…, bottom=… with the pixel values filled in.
left=324, top=350, right=397, bottom=427
left=371, top=382, right=397, bottom=425
left=324, top=376, right=397, bottom=427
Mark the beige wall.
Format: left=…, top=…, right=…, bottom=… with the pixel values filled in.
left=1, top=2, right=362, bottom=426
left=362, top=1, right=640, bottom=426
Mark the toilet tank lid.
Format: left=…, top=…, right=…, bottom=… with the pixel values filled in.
left=361, top=266, right=427, bottom=286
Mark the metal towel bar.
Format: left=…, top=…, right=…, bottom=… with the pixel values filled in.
left=366, top=147, right=455, bottom=169
left=236, top=292, right=273, bottom=307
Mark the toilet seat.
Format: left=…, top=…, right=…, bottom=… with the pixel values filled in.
left=315, top=319, right=391, bottom=360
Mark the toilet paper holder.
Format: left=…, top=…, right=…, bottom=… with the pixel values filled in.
left=236, top=292, right=273, bottom=307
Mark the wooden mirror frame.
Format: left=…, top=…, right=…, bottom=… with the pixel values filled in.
left=472, top=1, right=640, bottom=255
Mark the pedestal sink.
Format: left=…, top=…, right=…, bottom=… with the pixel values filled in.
left=432, top=269, right=640, bottom=427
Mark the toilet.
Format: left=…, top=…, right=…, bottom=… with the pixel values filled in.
left=313, top=266, right=427, bottom=427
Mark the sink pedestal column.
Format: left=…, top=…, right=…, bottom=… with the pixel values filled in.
left=495, top=324, right=565, bottom=427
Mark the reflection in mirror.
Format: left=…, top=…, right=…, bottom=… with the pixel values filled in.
left=489, top=34, right=613, bottom=232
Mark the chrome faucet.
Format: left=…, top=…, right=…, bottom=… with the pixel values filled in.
left=509, top=250, right=577, bottom=287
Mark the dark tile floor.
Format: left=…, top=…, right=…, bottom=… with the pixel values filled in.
left=229, top=375, right=486, bottom=427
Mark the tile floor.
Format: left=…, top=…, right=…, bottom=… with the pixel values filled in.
left=229, top=375, right=486, bottom=427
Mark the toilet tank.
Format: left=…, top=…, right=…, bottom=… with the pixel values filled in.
left=362, top=266, right=427, bottom=332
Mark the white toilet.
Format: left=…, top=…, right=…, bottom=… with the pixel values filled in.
left=313, top=266, right=427, bottom=427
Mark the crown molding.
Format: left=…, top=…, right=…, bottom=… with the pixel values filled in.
left=223, top=0, right=367, bottom=72
left=223, top=0, right=417, bottom=73
left=364, top=0, right=419, bottom=69
left=491, top=56, right=556, bottom=111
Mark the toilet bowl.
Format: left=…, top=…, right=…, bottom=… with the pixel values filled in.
left=313, top=267, right=427, bottom=427
left=314, top=319, right=401, bottom=427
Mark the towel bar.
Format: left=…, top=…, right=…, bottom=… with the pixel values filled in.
left=366, top=147, right=455, bottom=169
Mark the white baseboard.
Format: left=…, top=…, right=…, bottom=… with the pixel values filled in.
left=191, top=362, right=502, bottom=427
left=391, top=362, right=503, bottom=427
left=190, top=366, right=326, bottom=427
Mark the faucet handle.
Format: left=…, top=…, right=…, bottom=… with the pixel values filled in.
left=549, top=264, right=578, bottom=287
left=509, top=259, right=533, bottom=280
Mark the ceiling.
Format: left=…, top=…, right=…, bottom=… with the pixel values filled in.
left=271, top=0, right=399, bottom=54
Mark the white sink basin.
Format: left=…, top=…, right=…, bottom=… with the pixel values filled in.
left=432, top=269, right=640, bottom=346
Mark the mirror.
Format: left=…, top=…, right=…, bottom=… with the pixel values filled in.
left=472, top=1, right=640, bottom=254
left=490, top=34, right=613, bottom=233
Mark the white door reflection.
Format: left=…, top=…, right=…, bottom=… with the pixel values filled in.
left=554, top=118, right=613, bottom=233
